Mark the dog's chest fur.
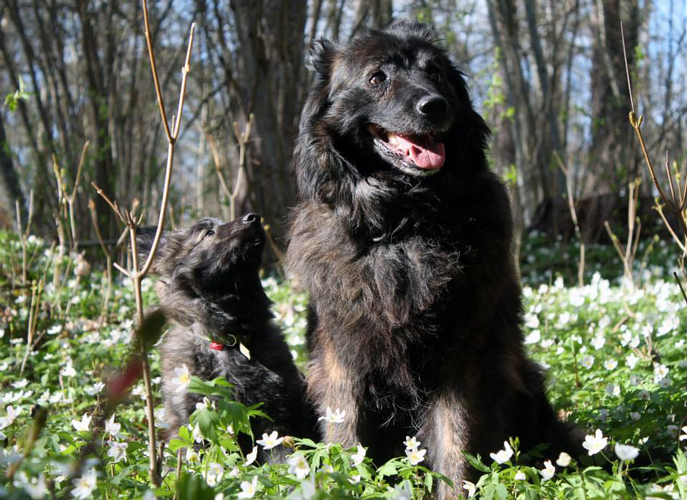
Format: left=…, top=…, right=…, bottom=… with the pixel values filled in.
left=290, top=200, right=519, bottom=398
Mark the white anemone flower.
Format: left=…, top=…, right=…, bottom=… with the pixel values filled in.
left=405, top=447, right=427, bottom=466
left=72, top=468, right=97, bottom=499
left=256, top=431, right=284, bottom=450
left=555, top=452, right=571, bottom=467
left=462, top=480, right=476, bottom=498
left=205, top=463, right=224, bottom=487
left=172, top=364, right=192, bottom=392
left=238, top=476, right=259, bottom=499
left=614, top=443, right=639, bottom=461
left=71, top=413, right=92, bottom=432
left=105, top=414, right=122, bottom=439
left=539, top=460, right=555, bottom=481
left=245, top=446, right=258, bottom=466
left=107, top=441, right=128, bottom=463
left=287, top=454, right=310, bottom=479
left=489, top=441, right=513, bottom=464
left=351, top=444, right=366, bottom=467
left=403, top=436, right=421, bottom=450
left=582, top=429, right=607, bottom=456
left=318, top=407, right=346, bottom=424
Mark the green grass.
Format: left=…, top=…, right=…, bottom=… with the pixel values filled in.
left=0, top=229, right=686, bottom=499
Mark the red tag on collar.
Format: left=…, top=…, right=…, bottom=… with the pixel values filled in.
left=209, top=341, right=225, bottom=351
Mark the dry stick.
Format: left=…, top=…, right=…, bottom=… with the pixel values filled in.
left=230, top=115, right=254, bottom=221
left=93, top=12, right=196, bottom=487
left=554, top=151, right=585, bottom=287
left=15, top=201, right=27, bottom=286
left=622, top=21, right=687, bottom=304
left=20, top=280, right=43, bottom=373
left=28, top=244, right=58, bottom=352
left=207, top=114, right=255, bottom=221
left=207, top=131, right=233, bottom=220
left=655, top=203, right=687, bottom=254
left=50, top=156, right=76, bottom=313
left=57, top=145, right=89, bottom=318
left=674, top=271, right=687, bottom=304
left=603, top=178, right=641, bottom=289
left=67, top=142, right=90, bottom=247
left=89, top=199, right=114, bottom=325
left=14, top=191, right=35, bottom=286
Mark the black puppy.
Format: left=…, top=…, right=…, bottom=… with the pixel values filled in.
left=137, top=214, right=315, bottom=462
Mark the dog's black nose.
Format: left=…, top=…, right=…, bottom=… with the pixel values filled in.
left=417, top=95, right=449, bottom=119
left=242, top=213, right=261, bottom=225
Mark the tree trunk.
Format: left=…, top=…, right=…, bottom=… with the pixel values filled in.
left=589, top=0, right=639, bottom=193
left=230, top=0, right=307, bottom=249
left=0, top=112, right=24, bottom=225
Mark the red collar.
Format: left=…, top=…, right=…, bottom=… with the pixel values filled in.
left=209, top=341, right=224, bottom=351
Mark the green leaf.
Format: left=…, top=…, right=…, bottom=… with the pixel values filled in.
left=377, top=461, right=398, bottom=477
left=169, top=425, right=193, bottom=451
left=464, top=452, right=491, bottom=473
left=193, top=408, right=219, bottom=442
left=175, top=473, right=215, bottom=500
left=111, top=465, right=136, bottom=486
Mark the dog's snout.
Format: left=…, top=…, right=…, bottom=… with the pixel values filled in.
left=242, top=213, right=261, bottom=225
left=417, top=95, right=449, bottom=119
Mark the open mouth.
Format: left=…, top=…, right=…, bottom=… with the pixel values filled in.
left=369, top=124, right=446, bottom=174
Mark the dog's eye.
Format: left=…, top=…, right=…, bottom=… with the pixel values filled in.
left=429, top=69, right=443, bottom=83
left=369, top=71, right=387, bottom=86
left=204, top=230, right=215, bottom=239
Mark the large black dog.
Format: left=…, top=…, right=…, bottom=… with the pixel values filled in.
left=137, top=215, right=316, bottom=462
left=287, top=21, right=579, bottom=496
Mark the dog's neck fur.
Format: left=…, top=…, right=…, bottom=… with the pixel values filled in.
left=156, top=279, right=273, bottom=342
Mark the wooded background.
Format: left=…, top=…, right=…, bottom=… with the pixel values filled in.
left=1, top=0, right=684, bottom=259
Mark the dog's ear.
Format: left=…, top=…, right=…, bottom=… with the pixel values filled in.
left=136, top=226, right=168, bottom=274
left=306, top=38, right=338, bottom=78
left=445, top=62, right=491, bottom=153
left=445, top=63, right=472, bottom=104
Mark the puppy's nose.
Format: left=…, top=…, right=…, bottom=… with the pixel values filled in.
left=417, top=95, right=449, bottom=119
left=242, top=213, right=261, bottom=225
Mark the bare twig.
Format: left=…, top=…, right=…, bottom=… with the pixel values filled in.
left=89, top=199, right=114, bottom=324
left=603, top=179, right=641, bottom=289
left=67, top=142, right=90, bottom=246
left=90, top=8, right=196, bottom=487
left=20, top=280, right=43, bottom=373
left=554, top=151, right=585, bottom=286
left=207, top=114, right=255, bottom=221
left=14, top=191, right=33, bottom=286
left=229, top=114, right=253, bottom=221
left=622, top=20, right=687, bottom=302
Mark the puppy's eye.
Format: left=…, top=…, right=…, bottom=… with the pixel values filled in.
left=204, top=230, right=215, bottom=239
left=369, top=71, right=387, bottom=86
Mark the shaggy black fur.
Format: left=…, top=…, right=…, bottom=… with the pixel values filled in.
left=138, top=214, right=316, bottom=462
left=287, top=21, right=581, bottom=497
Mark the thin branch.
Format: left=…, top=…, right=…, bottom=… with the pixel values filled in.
left=554, top=151, right=585, bottom=286
left=113, top=262, right=130, bottom=277
left=70, top=141, right=90, bottom=203
left=140, top=24, right=196, bottom=276
left=674, top=271, right=687, bottom=305
left=141, top=0, right=172, bottom=141
left=620, top=20, right=635, bottom=113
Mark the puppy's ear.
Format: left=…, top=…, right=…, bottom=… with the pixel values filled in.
left=306, top=38, right=338, bottom=78
left=135, top=226, right=167, bottom=274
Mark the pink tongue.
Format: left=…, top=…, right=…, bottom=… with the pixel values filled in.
left=390, top=134, right=445, bottom=169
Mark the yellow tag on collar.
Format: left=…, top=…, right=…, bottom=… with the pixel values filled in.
left=239, top=343, right=251, bottom=360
